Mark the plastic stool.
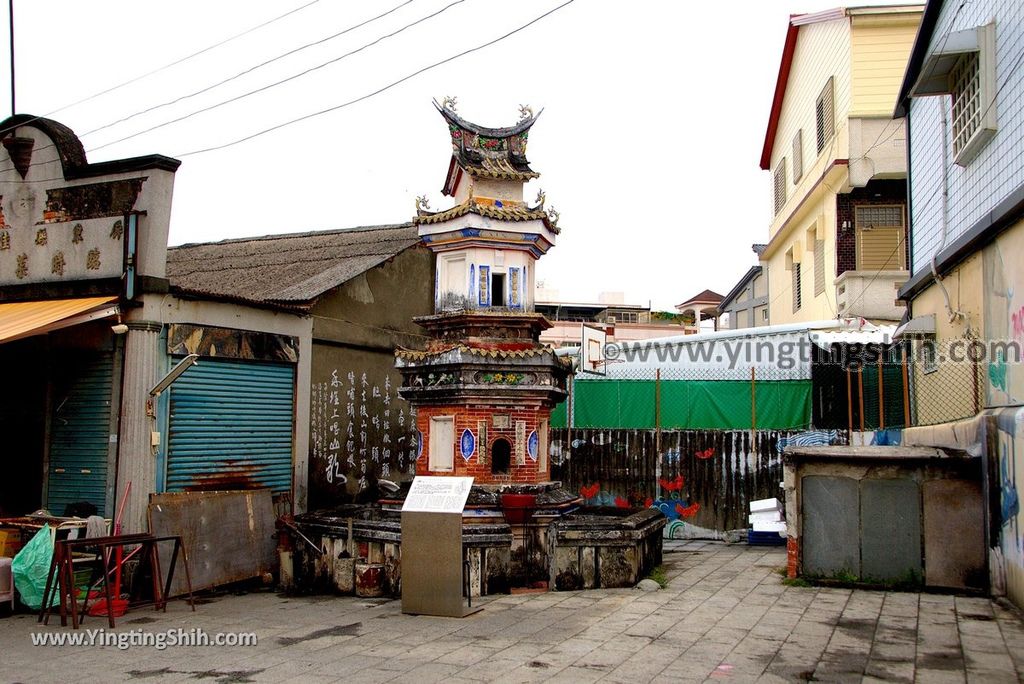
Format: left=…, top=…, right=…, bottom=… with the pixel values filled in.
left=0, top=557, right=13, bottom=610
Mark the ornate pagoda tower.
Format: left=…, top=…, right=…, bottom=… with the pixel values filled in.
left=396, top=100, right=570, bottom=485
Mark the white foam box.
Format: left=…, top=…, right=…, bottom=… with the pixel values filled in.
left=749, top=498, right=781, bottom=514
left=752, top=520, right=787, bottom=533
left=749, top=511, right=782, bottom=525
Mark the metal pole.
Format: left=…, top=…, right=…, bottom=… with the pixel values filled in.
left=655, top=368, right=662, bottom=500
left=901, top=351, right=911, bottom=428
left=8, top=0, right=14, bottom=116
left=750, top=367, right=757, bottom=451
left=566, top=375, right=573, bottom=462
left=973, top=355, right=981, bottom=415
left=858, top=367, right=865, bottom=432
left=846, top=366, right=853, bottom=435
left=877, top=356, right=885, bottom=430
left=655, top=369, right=662, bottom=454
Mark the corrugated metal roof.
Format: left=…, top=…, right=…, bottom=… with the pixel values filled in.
left=166, top=224, right=419, bottom=306
left=0, top=296, right=118, bottom=343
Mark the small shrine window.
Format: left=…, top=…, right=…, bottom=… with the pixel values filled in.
left=491, top=272, right=506, bottom=307
left=491, top=438, right=512, bottom=474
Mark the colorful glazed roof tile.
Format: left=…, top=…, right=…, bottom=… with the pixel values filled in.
left=415, top=198, right=556, bottom=232
left=465, top=155, right=540, bottom=181
left=396, top=344, right=570, bottom=364
left=435, top=100, right=541, bottom=190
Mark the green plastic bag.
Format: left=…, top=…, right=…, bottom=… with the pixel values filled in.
left=12, top=525, right=57, bottom=609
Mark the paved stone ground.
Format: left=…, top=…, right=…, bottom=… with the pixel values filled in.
left=2, top=540, right=1024, bottom=683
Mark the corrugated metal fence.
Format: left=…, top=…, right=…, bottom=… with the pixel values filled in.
left=551, top=428, right=830, bottom=535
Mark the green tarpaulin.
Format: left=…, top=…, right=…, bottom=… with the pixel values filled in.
left=551, top=379, right=812, bottom=430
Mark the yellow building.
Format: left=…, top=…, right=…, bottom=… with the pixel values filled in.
left=759, top=5, right=923, bottom=326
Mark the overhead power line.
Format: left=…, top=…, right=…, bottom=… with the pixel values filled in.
left=86, top=0, right=467, bottom=155
left=0, top=0, right=324, bottom=138
left=84, top=0, right=417, bottom=138
left=176, top=0, right=576, bottom=158
left=0, top=0, right=575, bottom=177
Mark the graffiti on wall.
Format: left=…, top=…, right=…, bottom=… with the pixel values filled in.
left=553, top=429, right=795, bottom=538
left=310, top=368, right=417, bottom=500
left=985, top=229, right=1024, bottom=405
left=996, top=408, right=1024, bottom=605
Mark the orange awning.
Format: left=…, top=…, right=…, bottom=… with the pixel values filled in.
left=0, top=297, right=119, bottom=344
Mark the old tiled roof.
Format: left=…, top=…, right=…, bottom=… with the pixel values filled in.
left=396, top=345, right=572, bottom=365
left=436, top=101, right=541, bottom=189
left=676, top=289, right=725, bottom=309
left=460, top=153, right=539, bottom=181
left=166, top=224, right=419, bottom=307
left=415, top=199, right=553, bottom=230
left=435, top=101, right=540, bottom=139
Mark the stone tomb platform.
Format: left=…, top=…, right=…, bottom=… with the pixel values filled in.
left=288, top=484, right=665, bottom=598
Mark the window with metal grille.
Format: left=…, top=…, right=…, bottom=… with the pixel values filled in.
left=814, top=239, right=825, bottom=296
left=909, top=23, right=996, bottom=166
left=773, top=159, right=787, bottom=215
left=815, top=77, right=835, bottom=153
left=792, top=262, right=802, bottom=312
left=951, top=52, right=981, bottom=160
left=792, top=130, right=803, bottom=183
left=855, top=204, right=906, bottom=270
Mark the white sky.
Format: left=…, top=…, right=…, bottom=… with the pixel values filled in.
left=6, top=0, right=910, bottom=310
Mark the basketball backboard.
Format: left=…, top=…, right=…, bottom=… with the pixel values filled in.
left=580, top=324, right=607, bottom=376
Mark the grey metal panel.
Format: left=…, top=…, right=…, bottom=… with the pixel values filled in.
left=861, top=478, right=922, bottom=582
left=801, top=475, right=860, bottom=577
left=47, top=352, right=114, bottom=516
left=401, top=511, right=474, bottom=617
left=167, top=357, right=295, bottom=493
left=149, top=490, right=277, bottom=596
left=923, top=479, right=986, bottom=590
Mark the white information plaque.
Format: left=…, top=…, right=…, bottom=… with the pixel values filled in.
left=401, top=476, right=474, bottom=514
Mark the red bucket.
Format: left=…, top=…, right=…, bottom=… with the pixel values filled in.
left=87, top=598, right=128, bottom=617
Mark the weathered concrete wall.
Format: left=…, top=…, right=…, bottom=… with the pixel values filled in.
left=308, top=246, right=434, bottom=509
left=785, top=447, right=985, bottom=590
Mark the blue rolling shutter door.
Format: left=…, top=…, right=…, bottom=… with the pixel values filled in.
left=48, top=352, right=114, bottom=516
left=167, top=357, right=295, bottom=493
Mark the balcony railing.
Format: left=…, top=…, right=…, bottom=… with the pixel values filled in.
left=835, top=269, right=908, bottom=321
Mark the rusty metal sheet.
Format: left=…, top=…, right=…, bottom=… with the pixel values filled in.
left=148, top=490, right=277, bottom=596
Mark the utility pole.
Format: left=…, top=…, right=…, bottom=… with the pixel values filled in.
left=8, top=0, right=13, bottom=116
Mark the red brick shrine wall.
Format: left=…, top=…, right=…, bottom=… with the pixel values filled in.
left=415, top=405, right=552, bottom=483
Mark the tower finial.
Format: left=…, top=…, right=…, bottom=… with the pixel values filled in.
left=546, top=205, right=560, bottom=229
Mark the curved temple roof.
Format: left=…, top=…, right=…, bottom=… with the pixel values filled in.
left=433, top=100, right=542, bottom=139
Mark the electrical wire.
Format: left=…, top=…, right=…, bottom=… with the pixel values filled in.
left=83, top=0, right=417, bottom=138
left=174, top=0, right=576, bottom=158
left=0, top=0, right=468, bottom=177
left=85, top=0, right=468, bottom=155
left=0, top=0, right=324, bottom=139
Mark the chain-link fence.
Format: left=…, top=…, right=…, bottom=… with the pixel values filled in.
left=814, top=341, right=987, bottom=429
left=552, top=339, right=992, bottom=432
